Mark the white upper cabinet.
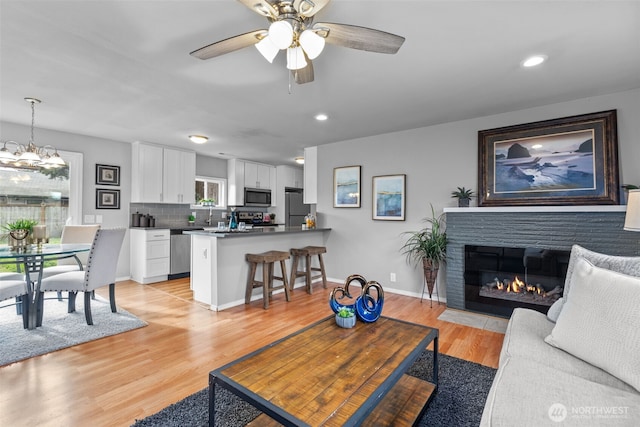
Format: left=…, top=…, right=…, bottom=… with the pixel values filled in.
left=303, top=146, right=317, bottom=204
left=131, top=142, right=195, bottom=204
left=277, top=165, right=304, bottom=189
left=228, top=158, right=275, bottom=206
left=244, top=161, right=272, bottom=189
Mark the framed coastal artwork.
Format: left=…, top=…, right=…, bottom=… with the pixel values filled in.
left=334, top=165, right=361, bottom=208
left=372, top=174, right=406, bottom=221
left=478, top=110, right=619, bottom=206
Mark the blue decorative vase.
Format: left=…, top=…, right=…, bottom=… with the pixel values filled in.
left=335, top=313, right=356, bottom=328
left=355, top=281, right=384, bottom=323
left=329, top=274, right=367, bottom=314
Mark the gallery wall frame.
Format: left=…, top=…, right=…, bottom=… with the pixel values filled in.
left=372, top=174, right=406, bottom=221
left=334, top=165, right=361, bottom=208
left=96, top=189, right=120, bottom=209
left=478, top=110, right=619, bottom=206
left=95, top=164, right=120, bottom=186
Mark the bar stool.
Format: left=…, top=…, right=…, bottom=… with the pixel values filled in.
left=245, top=251, right=291, bottom=309
left=289, top=246, right=327, bottom=294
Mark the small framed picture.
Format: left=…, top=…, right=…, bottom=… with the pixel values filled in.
left=96, top=164, right=120, bottom=186
left=96, top=189, right=120, bottom=209
left=333, top=165, right=361, bottom=208
left=372, top=174, right=406, bottom=221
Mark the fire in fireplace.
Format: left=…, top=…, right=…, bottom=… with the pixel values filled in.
left=464, top=245, right=570, bottom=317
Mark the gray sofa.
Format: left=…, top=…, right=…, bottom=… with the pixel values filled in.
left=480, top=245, right=640, bottom=426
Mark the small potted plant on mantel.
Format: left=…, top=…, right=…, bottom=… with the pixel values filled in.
left=335, top=306, right=356, bottom=328
left=451, top=186, right=474, bottom=207
left=401, top=206, right=448, bottom=306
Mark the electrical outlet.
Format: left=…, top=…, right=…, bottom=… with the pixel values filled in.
left=191, top=211, right=196, bottom=217
left=95, top=215, right=103, bottom=224
left=390, top=273, right=397, bottom=282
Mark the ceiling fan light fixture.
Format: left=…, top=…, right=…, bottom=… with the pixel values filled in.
left=286, top=46, right=307, bottom=70
left=269, top=21, right=294, bottom=50
left=255, top=36, right=279, bottom=63
left=299, top=29, right=325, bottom=60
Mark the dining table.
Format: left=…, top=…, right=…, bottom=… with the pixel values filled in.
left=0, top=243, right=91, bottom=329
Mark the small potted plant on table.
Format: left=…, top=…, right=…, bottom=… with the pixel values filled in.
left=335, top=307, right=356, bottom=328
left=2, top=219, right=38, bottom=250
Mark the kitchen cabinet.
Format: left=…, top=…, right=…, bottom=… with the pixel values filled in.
left=131, top=142, right=195, bottom=204
left=303, top=146, right=317, bottom=204
left=277, top=165, right=304, bottom=189
left=227, top=159, right=275, bottom=206
left=130, top=228, right=170, bottom=284
left=163, top=148, right=196, bottom=204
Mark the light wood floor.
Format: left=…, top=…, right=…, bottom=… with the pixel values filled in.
left=0, top=278, right=505, bottom=427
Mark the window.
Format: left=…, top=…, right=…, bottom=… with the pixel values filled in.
left=194, top=176, right=226, bottom=208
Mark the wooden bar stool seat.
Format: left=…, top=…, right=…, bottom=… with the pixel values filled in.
left=289, top=246, right=327, bottom=294
left=245, top=251, right=291, bottom=309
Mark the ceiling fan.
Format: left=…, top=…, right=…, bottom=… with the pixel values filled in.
left=190, top=0, right=405, bottom=84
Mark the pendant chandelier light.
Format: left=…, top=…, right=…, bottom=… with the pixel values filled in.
left=0, top=98, right=66, bottom=168
left=254, top=19, right=326, bottom=70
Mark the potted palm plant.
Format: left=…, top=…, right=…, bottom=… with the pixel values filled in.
left=451, top=186, right=474, bottom=207
left=401, top=206, right=447, bottom=305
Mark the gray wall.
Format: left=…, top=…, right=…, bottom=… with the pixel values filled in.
left=316, top=88, right=640, bottom=299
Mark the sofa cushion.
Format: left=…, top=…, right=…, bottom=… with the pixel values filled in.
left=480, top=357, right=640, bottom=427
left=545, top=258, right=640, bottom=392
left=548, top=245, right=640, bottom=322
left=500, top=308, right=635, bottom=393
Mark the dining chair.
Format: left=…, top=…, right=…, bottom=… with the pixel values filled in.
left=41, top=224, right=100, bottom=279
left=38, top=228, right=126, bottom=326
left=0, top=278, right=30, bottom=328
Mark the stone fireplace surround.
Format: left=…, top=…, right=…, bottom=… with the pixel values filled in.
left=444, top=206, right=638, bottom=316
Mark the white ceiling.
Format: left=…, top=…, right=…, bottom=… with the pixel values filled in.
left=1, top=0, right=639, bottom=166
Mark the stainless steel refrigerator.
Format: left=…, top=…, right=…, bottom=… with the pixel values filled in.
left=285, top=188, right=310, bottom=227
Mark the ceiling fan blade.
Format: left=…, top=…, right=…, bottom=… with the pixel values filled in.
left=314, top=22, right=405, bottom=54
left=236, top=0, right=278, bottom=18
left=294, top=0, right=331, bottom=17
left=293, top=59, right=314, bottom=84
left=190, top=30, right=265, bottom=60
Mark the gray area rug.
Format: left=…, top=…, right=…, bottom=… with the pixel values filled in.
left=0, top=292, right=147, bottom=367
left=132, top=350, right=496, bottom=427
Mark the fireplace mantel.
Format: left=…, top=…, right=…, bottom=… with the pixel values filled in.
left=444, top=205, right=626, bottom=214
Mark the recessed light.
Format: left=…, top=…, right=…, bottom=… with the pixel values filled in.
left=521, top=55, right=547, bottom=68
left=315, top=113, right=328, bottom=121
left=188, top=135, right=208, bottom=144
left=294, top=156, right=305, bottom=164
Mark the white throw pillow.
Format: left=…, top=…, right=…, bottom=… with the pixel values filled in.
left=547, top=245, right=640, bottom=322
left=545, top=258, right=640, bottom=391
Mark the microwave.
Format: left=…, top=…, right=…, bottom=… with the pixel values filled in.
left=244, top=187, right=271, bottom=207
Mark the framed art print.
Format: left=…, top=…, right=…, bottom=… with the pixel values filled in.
left=96, top=164, right=120, bottom=186
left=372, top=174, right=406, bottom=220
left=478, top=110, right=619, bottom=206
left=334, top=165, right=361, bottom=208
left=96, top=189, right=120, bottom=209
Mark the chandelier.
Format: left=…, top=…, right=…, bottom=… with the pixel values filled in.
left=0, top=98, right=66, bottom=168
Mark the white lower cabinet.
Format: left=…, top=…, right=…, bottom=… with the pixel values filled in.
left=130, top=229, right=170, bottom=284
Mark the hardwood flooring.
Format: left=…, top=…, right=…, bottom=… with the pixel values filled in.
left=0, top=278, right=505, bottom=427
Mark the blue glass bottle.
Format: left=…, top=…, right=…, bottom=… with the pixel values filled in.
left=229, top=211, right=238, bottom=230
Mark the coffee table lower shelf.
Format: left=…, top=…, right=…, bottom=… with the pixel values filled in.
left=247, top=374, right=436, bottom=426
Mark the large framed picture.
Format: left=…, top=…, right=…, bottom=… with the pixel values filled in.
left=96, top=189, right=120, bottom=209
left=478, top=110, right=619, bottom=206
left=96, top=164, right=120, bottom=186
left=372, top=174, right=406, bottom=221
left=334, top=165, right=361, bottom=208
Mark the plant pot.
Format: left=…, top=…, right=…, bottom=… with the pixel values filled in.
left=422, top=258, right=439, bottom=299
left=458, top=198, right=470, bottom=207
left=335, top=313, right=356, bottom=328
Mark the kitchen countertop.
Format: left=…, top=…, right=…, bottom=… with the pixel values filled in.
left=184, top=227, right=330, bottom=238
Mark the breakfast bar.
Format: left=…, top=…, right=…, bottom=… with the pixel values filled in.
left=185, top=227, right=331, bottom=310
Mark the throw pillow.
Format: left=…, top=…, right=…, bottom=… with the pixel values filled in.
left=544, top=258, right=640, bottom=391
left=546, top=245, right=640, bottom=322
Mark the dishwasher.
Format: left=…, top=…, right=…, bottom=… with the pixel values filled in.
left=169, top=228, right=202, bottom=279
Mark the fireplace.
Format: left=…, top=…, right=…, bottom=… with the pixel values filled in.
left=464, top=245, right=570, bottom=317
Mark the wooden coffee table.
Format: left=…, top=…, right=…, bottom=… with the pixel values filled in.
left=208, top=315, right=439, bottom=426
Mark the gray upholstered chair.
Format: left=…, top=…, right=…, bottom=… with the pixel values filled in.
left=41, top=224, right=100, bottom=279
left=38, top=228, right=126, bottom=326
left=0, top=279, right=30, bottom=328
